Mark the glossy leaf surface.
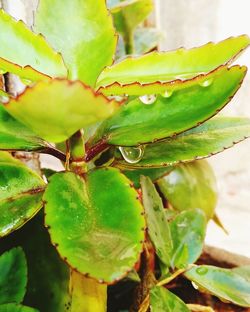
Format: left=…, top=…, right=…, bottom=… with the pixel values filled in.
left=169, top=209, right=207, bottom=269
left=115, top=117, right=250, bottom=168
left=123, top=167, right=173, bottom=188
left=157, top=161, right=218, bottom=219
left=0, top=10, right=66, bottom=80
left=95, top=66, right=246, bottom=146
left=150, top=286, right=190, bottom=312
left=185, top=265, right=250, bottom=307
left=35, top=0, right=117, bottom=86
left=111, top=0, right=153, bottom=34
left=0, top=304, right=38, bottom=312
left=44, top=168, right=145, bottom=283
left=5, top=80, right=119, bottom=143
left=0, top=157, right=45, bottom=237
left=141, top=176, right=172, bottom=266
left=97, top=35, right=250, bottom=88
left=0, top=247, right=27, bottom=304
left=0, top=105, right=46, bottom=151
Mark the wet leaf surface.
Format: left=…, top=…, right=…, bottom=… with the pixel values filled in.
left=44, top=168, right=145, bottom=283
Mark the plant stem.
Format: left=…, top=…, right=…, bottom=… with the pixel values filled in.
left=70, top=270, right=107, bottom=312
left=124, top=30, right=135, bottom=55
left=156, top=267, right=187, bottom=287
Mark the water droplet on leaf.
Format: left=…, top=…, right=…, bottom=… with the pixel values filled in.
left=139, top=94, right=156, bottom=105
left=199, top=78, right=213, bottom=88
left=119, top=146, right=145, bottom=164
left=191, top=281, right=199, bottom=290
left=196, top=266, right=208, bottom=275
left=162, top=90, right=173, bottom=98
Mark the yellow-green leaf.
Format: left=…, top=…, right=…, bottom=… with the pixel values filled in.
left=96, top=35, right=250, bottom=91
left=5, top=80, right=119, bottom=143
left=0, top=10, right=67, bottom=81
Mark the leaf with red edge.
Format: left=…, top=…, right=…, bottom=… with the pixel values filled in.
left=0, top=10, right=66, bottom=81
left=93, top=66, right=246, bottom=146
left=35, top=0, right=117, bottom=87
left=96, top=35, right=250, bottom=92
left=5, top=79, right=119, bottom=143
left=43, top=168, right=145, bottom=284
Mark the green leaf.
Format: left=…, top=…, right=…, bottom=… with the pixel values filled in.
left=0, top=304, right=39, bottom=312
left=111, top=0, right=153, bottom=35
left=0, top=10, right=66, bottom=81
left=0, top=105, right=47, bottom=151
left=44, top=168, right=145, bottom=283
left=150, top=286, right=190, bottom=312
left=169, top=209, right=207, bottom=269
left=141, top=176, right=172, bottom=266
left=95, top=66, right=246, bottom=146
left=115, top=116, right=250, bottom=168
left=0, top=158, right=45, bottom=237
left=123, top=167, right=173, bottom=188
left=0, top=247, right=27, bottom=304
left=35, top=0, right=117, bottom=87
left=157, top=161, right=218, bottom=219
left=96, top=35, right=250, bottom=88
left=185, top=265, right=250, bottom=308
left=5, top=80, right=119, bottom=143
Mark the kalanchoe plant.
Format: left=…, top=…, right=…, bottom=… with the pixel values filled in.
left=0, top=0, right=250, bottom=311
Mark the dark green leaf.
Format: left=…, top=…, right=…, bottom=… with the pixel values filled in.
left=115, top=116, right=250, bottom=168
left=35, top=0, right=117, bottom=86
left=141, top=176, right=172, bottom=266
left=150, top=286, right=190, bottom=311
left=0, top=105, right=46, bottom=151
left=0, top=247, right=27, bottom=304
left=185, top=265, right=250, bottom=307
left=169, top=209, right=207, bottom=269
left=44, top=168, right=145, bottom=283
left=95, top=66, right=246, bottom=146
left=157, top=161, right=217, bottom=219
left=0, top=156, right=45, bottom=237
left=0, top=303, right=39, bottom=312
left=0, top=9, right=66, bottom=81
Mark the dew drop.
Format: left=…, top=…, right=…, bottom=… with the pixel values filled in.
left=162, top=90, right=173, bottom=98
left=191, top=281, right=199, bottom=290
left=199, top=78, right=213, bottom=88
left=196, top=266, right=208, bottom=275
left=119, top=146, right=145, bottom=164
left=139, top=94, right=156, bottom=105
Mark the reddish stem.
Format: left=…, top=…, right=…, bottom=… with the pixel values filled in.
left=85, top=139, right=109, bottom=162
